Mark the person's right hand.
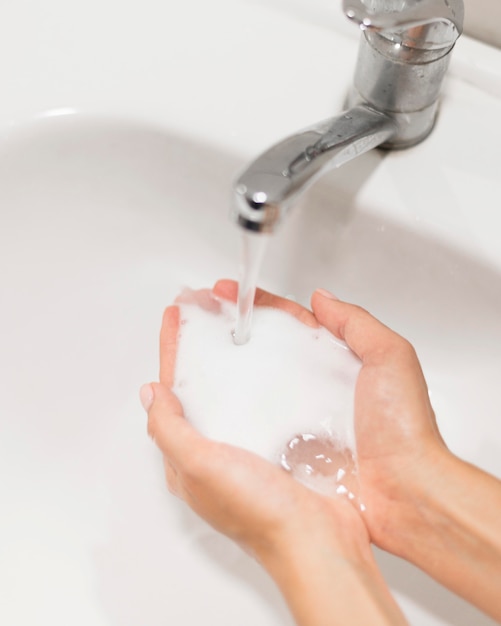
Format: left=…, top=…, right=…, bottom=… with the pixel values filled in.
left=310, top=289, right=501, bottom=622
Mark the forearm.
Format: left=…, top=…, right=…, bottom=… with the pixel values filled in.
left=388, top=451, right=501, bottom=621
left=260, top=534, right=407, bottom=626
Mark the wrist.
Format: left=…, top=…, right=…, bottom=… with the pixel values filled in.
left=373, top=449, right=501, bottom=621
left=256, top=493, right=371, bottom=574
left=267, top=536, right=406, bottom=626
left=372, top=449, right=484, bottom=559
left=362, top=444, right=453, bottom=557
left=256, top=497, right=407, bottom=626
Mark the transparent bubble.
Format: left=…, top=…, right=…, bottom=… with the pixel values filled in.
left=280, top=433, right=362, bottom=509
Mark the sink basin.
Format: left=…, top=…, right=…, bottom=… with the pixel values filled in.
left=1, top=1, right=500, bottom=625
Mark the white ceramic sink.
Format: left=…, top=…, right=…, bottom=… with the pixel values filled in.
left=1, top=1, right=500, bottom=625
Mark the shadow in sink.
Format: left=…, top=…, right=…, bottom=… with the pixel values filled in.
left=266, top=156, right=501, bottom=360
left=1, top=114, right=499, bottom=626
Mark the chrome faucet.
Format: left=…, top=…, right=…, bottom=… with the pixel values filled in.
left=233, top=0, right=464, bottom=233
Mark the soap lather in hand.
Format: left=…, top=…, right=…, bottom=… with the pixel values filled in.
left=172, top=281, right=362, bottom=502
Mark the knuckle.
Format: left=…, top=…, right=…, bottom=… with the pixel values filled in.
left=388, top=335, right=418, bottom=365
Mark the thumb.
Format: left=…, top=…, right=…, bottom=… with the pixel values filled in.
left=140, top=382, right=202, bottom=464
left=311, top=289, right=404, bottom=363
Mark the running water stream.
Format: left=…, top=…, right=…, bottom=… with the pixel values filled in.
left=233, top=232, right=269, bottom=345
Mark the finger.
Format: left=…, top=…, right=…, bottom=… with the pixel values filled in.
left=175, top=287, right=222, bottom=313
left=212, top=278, right=238, bottom=302
left=145, top=382, right=205, bottom=467
left=311, top=290, right=438, bottom=430
left=253, top=288, right=318, bottom=328
left=213, top=279, right=318, bottom=328
left=159, top=306, right=180, bottom=387
left=311, top=289, right=411, bottom=365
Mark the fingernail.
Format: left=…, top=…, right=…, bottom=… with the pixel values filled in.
left=139, top=383, right=154, bottom=412
left=315, top=288, right=339, bottom=301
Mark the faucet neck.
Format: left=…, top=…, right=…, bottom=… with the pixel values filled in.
left=234, top=105, right=396, bottom=233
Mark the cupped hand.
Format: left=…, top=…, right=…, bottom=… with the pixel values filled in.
left=142, top=283, right=370, bottom=567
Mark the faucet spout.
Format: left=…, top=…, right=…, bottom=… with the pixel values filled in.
left=233, top=104, right=396, bottom=234
left=232, top=1, right=463, bottom=235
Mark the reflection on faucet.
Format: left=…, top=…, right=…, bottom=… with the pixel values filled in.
left=233, top=0, right=464, bottom=234
left=234, top=105, right=396, bottom=233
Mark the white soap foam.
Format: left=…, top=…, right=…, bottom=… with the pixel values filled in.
left=173, top=299, right=362, bottom=498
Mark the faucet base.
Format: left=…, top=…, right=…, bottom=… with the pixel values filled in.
left=348, top=30, right=452, bottom=149
left=348, top=88, right=439, bottom=150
